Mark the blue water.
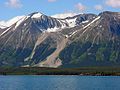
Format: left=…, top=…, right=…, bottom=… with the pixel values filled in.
left=0, top=76, right=120, bottom=90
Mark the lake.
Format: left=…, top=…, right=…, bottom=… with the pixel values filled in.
left=0, top=75, right=120, bottom=90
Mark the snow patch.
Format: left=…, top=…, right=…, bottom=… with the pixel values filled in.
left=65, top=35, right=68, bottom=38
left=81, top=20, right=89, bottom=24
left=47, top=27, right=59, bottom=32
left=66, top=18, right=77, bottom=27
left=24, top=23, right=27, bottom=26
left=99, top=25, right=102, bottom=28
left=31, top=13, right=42, bottom=19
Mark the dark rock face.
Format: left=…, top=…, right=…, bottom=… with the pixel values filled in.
left=75, top=14, right=97, bottom=25
left=0, top=11, right=120, bottom=67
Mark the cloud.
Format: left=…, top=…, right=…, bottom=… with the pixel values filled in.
left=52, top=12, right=77, bottom=19
left=94, top=5, right=103, bottom=10
left=48, top=0, right=57, bottom=2
left=75, top=3, right=86, bottom=12
left=5, top=0, right=22, bottom=8
left=106, top=0, right=120, bottom=8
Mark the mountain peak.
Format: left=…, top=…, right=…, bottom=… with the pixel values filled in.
left=29, top=12, right=43, bottom=19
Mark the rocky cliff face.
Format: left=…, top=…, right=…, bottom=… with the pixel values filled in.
left=0, top=11, right=120, bottom=68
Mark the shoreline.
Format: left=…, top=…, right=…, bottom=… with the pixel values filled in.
left=0, top=67, right=120, bottom=76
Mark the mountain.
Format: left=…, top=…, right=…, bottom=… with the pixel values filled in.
left=59, top=11, right=120, bottom=67
left=0, top=11, right=120, bottom=68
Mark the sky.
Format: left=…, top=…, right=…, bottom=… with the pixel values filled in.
left=0, top=0, right=120, bottom=20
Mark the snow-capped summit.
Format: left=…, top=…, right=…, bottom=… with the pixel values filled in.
left=0, top=12, right=44, bottom=29
left=30, top=12, right=43, bottom=19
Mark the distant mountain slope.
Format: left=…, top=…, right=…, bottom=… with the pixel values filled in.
left=0, top=11, right=120, bottom=68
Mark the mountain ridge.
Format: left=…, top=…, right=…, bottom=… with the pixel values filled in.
left=0, top=11, right=120, bottom=68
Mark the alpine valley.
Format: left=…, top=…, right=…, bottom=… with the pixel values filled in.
left=0, top=11, right=120, bottom=68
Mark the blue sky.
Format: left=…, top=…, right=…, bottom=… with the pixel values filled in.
left=0, top=0, right=119, bottom=20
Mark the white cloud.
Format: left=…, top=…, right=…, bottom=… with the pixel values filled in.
left=75, top=3, right=86, bottom=12
left=48, top=0, right=57, bottom=2
left=51, top=12, right=77, bottom=19
left=94, top=5, right=103, bottom=10
left=5, top=0, right=22, bottom=8
left=106, top=0, right=120, bottom=8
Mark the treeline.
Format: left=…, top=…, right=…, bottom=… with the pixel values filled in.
left=0, top=67, right=120, bottom=75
